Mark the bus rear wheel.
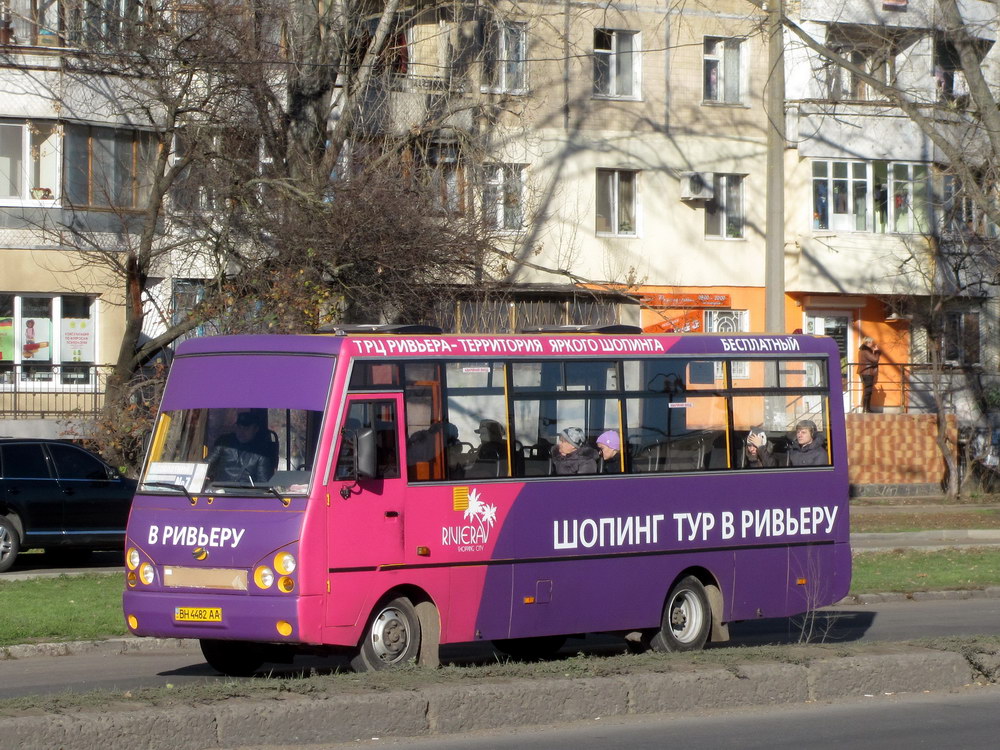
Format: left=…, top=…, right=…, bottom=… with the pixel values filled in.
left=200, top=639, right=265, bottom=677
left=351, top=597, right=421, bottom=672
left=650, top=575, right=711, bottom=652
left=493, top=635, right=567, bottom=662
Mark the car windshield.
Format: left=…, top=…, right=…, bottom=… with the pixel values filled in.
left=140, top=407, right=324, bottom=496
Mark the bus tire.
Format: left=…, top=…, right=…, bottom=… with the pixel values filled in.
left=351, top=597, right=421, bottom=672
left=0, top=517, right=20, bottom=574
left=650, top=575, right=711, bottom=652
left=200, top=639, right=265, bottom=677
left=492, top=635, right=567, bottom=661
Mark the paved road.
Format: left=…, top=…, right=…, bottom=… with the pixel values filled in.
left=301, top=686, right=1000, bottom=750
left=3, top=596, right=1000, bottom=700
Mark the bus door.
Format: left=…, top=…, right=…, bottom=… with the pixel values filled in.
left=326, top=394, right=406, bottom=625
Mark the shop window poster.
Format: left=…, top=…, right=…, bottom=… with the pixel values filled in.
left=61, top=318, right=95, bottom=362
left=23, top=318, right=51, bottom=361
left=0, top=318, right=12, bottom=361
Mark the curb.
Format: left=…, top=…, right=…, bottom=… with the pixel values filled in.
left=0, top=648, right=979, bottom=750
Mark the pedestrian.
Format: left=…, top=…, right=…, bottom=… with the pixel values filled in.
left=858, top=336, right=880, bottom=413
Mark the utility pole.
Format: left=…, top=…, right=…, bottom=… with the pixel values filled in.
left=764, top=0, right=786, bottom=334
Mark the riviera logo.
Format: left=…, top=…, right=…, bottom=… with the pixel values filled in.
left=442, top=488, right=497, bottom=552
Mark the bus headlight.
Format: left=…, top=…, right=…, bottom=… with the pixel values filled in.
left=254, top=566, right=275, bottom=589
left=274, top=552, right=296, bottom=575
left=277, top=576, right=295, bottom=593
left=126, top=548, right=140, bottom=570
left=138, top=563, right=155, bottom=585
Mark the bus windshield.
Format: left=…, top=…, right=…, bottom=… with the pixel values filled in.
left=141, top=406, right=324, bottom=495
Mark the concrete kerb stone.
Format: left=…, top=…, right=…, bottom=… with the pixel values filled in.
left=0, top=637, right=198, bottom=661
left=0, top=652, right=982, bottom=750
left=806, top=649, right=972, bottom=701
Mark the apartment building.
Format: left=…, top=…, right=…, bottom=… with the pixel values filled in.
left=1, top=0, right=997, bottom=432
left=783, top=0, right=1000, bottom=416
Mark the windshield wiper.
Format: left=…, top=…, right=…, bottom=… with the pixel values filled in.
left=140, top=481, right=194, bottom=504
left=209, top=482, right=287, bottom=503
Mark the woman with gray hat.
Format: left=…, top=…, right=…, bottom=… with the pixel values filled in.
left=551, top=427, right=599, bottom=475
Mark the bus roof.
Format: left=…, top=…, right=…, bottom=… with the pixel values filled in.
left=175, top=332, right=839, bottom=360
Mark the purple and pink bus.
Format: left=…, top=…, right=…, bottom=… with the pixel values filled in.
left=123, top=327, right=850, bottom=675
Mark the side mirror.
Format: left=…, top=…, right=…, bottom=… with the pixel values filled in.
left=355, top=427, right=377, bottom=479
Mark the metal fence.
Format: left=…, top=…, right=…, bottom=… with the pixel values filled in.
left=843, top=360, right=992, bottom=417
left=0, top=364, right=112, bottom=419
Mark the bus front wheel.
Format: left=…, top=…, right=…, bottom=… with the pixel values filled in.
left=200, top=639, right=265, bottom=677
left=351, top=597, right=421, bottom=672
left=651, top=576, right=711, bottom=652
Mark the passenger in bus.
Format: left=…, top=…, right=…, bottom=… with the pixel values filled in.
left=206, top=411, right=274, bottom=485
left=551, top=427, right=599, bottom=475
left=473, top=419, right=507, bottom=461
left=596, top=430, right=622, bottom=473
left=744, top=428, right=776, bottom=468
left=787, top=420, right=827, bottom=467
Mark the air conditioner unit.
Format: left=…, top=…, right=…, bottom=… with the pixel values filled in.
left=680, top=172, right=714, bottom=201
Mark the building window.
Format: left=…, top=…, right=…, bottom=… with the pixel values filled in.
left=0, top=294, right=97, bottom=385
left=944, top=311, right=980, bottom=366
left=942, top=177, right=999, bottom=238
left=826, top=47, right=892, bottom=101
left=935, top=39, right=969, bottom=104
left=483, top=21, right=526, bottom=93
left=64, top=124, right=157, bottom=209
left=703, top=37, right=744, bottom=104
left=593, top=29, right=638, bottom=99
left=705, top=174, right=744, bottom=238
left=0, top=120, right=60, bottom=203
left=596, top=168, right=637, bottom=236
left=811, top=159, right=929, bottom=234
left=482, top=164, right=524, bottom=230
left=706, top=309, right=749, bottom=379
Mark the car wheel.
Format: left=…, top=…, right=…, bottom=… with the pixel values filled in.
left=351, top=597, right=421, bottom=672
left=0, top=517, right=20, bottom=574
left=650, top=575, right=711, bottom=652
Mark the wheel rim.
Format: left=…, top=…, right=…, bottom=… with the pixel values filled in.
left=369, top=606, right=410, bottom=664
left=0, top=526, right=11, bottom=560
left=668, top=588, right=705, bottom=644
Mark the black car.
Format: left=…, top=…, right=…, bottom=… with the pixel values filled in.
left=0, top=439, right=137, bottom=573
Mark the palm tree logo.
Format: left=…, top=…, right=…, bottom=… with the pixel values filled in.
left=463, top=488, right=498, bottom=536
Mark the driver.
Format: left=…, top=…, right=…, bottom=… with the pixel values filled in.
left=206, top=411, right=272, bottom=485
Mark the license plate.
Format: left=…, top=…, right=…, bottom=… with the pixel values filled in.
left=174, top=606, right=222, bottom=622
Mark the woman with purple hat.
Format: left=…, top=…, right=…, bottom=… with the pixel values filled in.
left=596, top=430, right=621, bottom=473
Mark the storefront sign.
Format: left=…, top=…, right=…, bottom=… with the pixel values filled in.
left=643, top=310, right=703, bottom=333
left=635, top=292, right=731, bottom=309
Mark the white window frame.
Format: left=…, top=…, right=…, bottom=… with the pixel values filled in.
left=593, top=29, right=640, bottom=100
left=703, top=36, right=745, bottom=105
left=482, top=164, right=525, bottom=231
left=482, top=20, right=527, bottom=94
left=706, top=310, right=749, bottom=379
left=705, top=174, right=745, bottom=239
left=811, top=159, right=931, bottom=235
left=0, top=120, right=61, bottom=207
left=596, top=168, right=639, bottom=237
left=0, top=294, right=99, bottom=390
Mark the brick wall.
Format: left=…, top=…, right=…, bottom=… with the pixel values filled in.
left=846, top=413, right=957, bottom=486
